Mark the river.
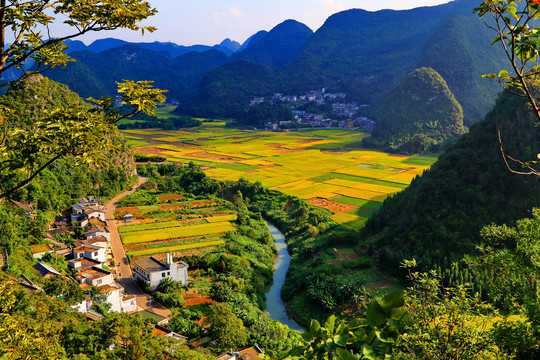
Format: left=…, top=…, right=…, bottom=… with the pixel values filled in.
left=264, top=222, right=305, bottom=332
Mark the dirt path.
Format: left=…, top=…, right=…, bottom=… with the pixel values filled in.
left=104, top=175, right=171, bottom=318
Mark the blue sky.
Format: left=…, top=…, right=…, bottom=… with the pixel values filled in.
left=74, top=0, right=453, bottom=46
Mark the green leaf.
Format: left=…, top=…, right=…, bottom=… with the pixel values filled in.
left=325, top=315, right=336, bottom=334
left=481, top=74, right=497, bottom=79
left=379, top=290, right=405, bottom=313
left=366, top=300, right=387, bottom=329
left=335, top=347, right=357, bottom=360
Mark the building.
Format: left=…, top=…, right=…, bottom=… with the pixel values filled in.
left=30, top=244, right=54, bottom=259
left=33, top=262, right=62, bottom=279
left=84, top=224, right=111, bottom=241
left=72, top=244, right=107, bottom=263
left=71, top=196, right=101, bottom=223
left=215, top=346, right=264, bottom=360
left=10, top=200, right=37, bottom=219
left=133, top=254, right=188, bottom=291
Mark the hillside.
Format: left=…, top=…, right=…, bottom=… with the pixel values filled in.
left=416, top=13, right=506, bottom=125
left=47, top=45, right=228, bottom=101
left=231, top=20, right=313, bottom=69
left=363, top=87, right=540, bottom=273
left=369, top=67, right=467, bottom=153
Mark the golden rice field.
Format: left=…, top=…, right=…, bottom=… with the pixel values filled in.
left=124, top=124, right=437, bottom=230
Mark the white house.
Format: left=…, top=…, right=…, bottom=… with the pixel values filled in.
left=76, top=266, right=115, bottom=287
left=133, top=254, right=188, bottom=291
left=72, top=244, right=107, bottom=263
left=71, top=197, right=101, bottom=223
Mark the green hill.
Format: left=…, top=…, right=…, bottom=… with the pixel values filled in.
left=416, top=13, right=506, bottom=125
left=363, top=87, right=540, bottom=273
left=370, top=67, right=467, bottom=153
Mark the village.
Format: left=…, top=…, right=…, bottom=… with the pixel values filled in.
left=9, top=187, right=263, bottom=360
left=250, top=88, right=377, bottom=131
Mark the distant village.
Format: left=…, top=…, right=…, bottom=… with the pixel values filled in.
left=249, top=88, right=377, bottom=131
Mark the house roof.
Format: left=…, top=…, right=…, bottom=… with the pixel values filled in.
left=74, top=236, right=108, bottom=248
left=215, top=353, right=236, bottom=360
left=84, top=224, right=108, bottom=235
left=99, top=283, right=121, bottom=294
left=239, top=346, right=264, bottom=360
left=30, top=244, right=53, bottom=254
left=68, top=257, right=101, bottom=270
left=134, top=257, right=168, bottom=273
left=84, top=206, right=104, bottom=215
left=33, top=262, right=62, bottom=277
left=10, top=200, right=36, bottom=214
left=76, top=266, right=111, bottom=282
left=73, top=244, right=102, bottom=253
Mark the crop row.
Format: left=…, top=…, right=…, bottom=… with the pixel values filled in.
left=121, top=221, right=234, bottom=244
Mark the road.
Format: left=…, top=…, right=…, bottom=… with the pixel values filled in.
left=104, top=175, right=171, bottom=317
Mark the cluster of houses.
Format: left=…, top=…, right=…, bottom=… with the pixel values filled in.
left=252, top=88, right=377, bottom=131
left=29, top=196, right=137, bottom=314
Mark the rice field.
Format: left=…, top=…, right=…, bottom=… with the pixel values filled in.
left=122, top=222, right=234, bottom=244
left=124, top=126, right=437, bottom=230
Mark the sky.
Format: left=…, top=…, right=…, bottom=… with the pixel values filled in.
left=72, top=0, right=454, bottom=46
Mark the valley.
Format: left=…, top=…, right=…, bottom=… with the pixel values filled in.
left=123, top=120, right=436, bottom=231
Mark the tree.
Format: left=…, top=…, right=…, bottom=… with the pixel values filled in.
left=475, top=0, right=540, bottom=174
left=205, top=302, right=248, bottom=352
left=0, top=0, right=167, bottom=199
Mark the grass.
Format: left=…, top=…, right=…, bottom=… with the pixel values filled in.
left=128, top=240, right=225, bottom=257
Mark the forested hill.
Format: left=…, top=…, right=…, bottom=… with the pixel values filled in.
left=363, top=88, right=540, bottom=274
left=369, top=67, right=467, bottom=153
left=0, top=76, right=136, bottom=210
left=47, top=45, right=228, bottom=101
left=416, top=13, right=506, bottom=125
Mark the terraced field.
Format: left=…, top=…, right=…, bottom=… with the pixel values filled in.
left=124, top=124, right=437, bottom=230
left=116, top=195, right=236, bottom=260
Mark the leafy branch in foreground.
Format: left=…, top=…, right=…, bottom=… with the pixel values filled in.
left=0, top=78, right=166, bottom=199
left=265, top=291, right=412, bottom=360
left=475, top=0, right=540, bottom=175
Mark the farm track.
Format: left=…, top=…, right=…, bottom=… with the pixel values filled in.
left=105, top=175, right=171, bottom=318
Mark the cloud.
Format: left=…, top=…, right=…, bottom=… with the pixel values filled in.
left=212, top=5, right=245, bottom=25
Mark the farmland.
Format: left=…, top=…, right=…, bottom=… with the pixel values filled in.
left=115, top=193, right=237, bottom=260
left=123, top=124, right=436, bottom=230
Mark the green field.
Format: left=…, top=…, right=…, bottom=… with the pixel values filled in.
left=121, top=221, right=234, bottom=244
left=123, top=128, right=437, bottom=229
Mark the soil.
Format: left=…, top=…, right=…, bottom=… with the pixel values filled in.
left=158, top=203, right=186, bottom=210
left=309, top=197, right=358, bottom=213
left=182, top=291, right=214, bottom=306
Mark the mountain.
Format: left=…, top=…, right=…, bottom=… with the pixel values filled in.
left=64, top=37, right=239, bottom=58
left=369, top=67, right=467, bottom=153
left=363, top=87, right=540, bottom=273
left=416, top=13, right=506, bottom=126
left=181, top=60, right=280, bottom=117
left=213, top=38, right=241, bottom=55
left=237, top=31, right=268, bottom=52
left=47, top=45, right=228, bottom=101
left=184, top=3, right=456, bottom=117
left=231, top=20, right=313, bottom=69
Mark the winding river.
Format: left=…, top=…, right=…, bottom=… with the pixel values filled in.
left=264, top=222, right=305, bottom=332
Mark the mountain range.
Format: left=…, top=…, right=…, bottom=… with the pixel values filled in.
left=47, top=0, right=505, bottom=133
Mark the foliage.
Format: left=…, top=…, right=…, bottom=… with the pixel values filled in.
left=393, top=260, right=500, bottom=359
left=205, top=302, right=248, bottom=352
left=267, top=291, right=411, bottom=360
left=0, top=0, right=166, bottom=200
left=475, top=0, right=540, bottom=174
